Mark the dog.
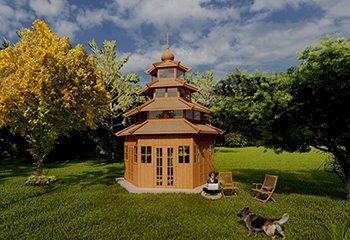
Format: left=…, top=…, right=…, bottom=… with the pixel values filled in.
left=237, top=207, right=289, bottom=240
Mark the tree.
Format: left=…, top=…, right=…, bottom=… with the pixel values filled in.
left=188, top=70, right=219, bottom=109
left=213, top=68, right=293, bottom=147
left=214, top=36, right=350, bottom=200
left=292, top=36, right=350, bottom=200
left=88, top=40, right=143, bottom=162
left=0, top=20, right=109, bottom=174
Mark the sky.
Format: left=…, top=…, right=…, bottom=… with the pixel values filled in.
left=1, top=0, right=350, bottom=82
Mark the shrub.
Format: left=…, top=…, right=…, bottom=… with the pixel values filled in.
left=224, top=132, right=249, bottom=147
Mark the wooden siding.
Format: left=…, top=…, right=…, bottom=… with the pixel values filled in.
left=124, top=134, right=214, bottom=189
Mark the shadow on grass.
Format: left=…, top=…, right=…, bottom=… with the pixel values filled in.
left=0, top=157, right=124, bottom=186
left=215, top=148, right=240, bottom=153
left=60, top=163, right=124, bottom=186
left=234, top=169, right=346, bottom=199
left=0, top=186, right=60, bottom=210
left=0, top=158, right=36, bottom=183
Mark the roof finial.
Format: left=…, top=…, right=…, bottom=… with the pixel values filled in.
left=161, top=32, right=175, bottom=61
left=166, top=32, right=169, bottom=49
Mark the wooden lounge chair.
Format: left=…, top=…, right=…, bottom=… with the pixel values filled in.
left=252, top=174, right=278, bottom=203
left=218, top=172, right=239, bottom=197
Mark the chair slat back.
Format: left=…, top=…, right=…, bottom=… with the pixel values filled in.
left=218, top=172, right=233, bottom=184
left=262, top=174, right=278, bottom=190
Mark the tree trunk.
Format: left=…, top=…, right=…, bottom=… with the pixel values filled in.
left=107, top=115, right=115, bottom=163
left=327, top=146, right=350, bottom=201
left=346, top=177, right=350, bottom=201
left=36, top=157, right=44, bottom=175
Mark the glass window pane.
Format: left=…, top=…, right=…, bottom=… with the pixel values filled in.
left=167, top=88, right=177, bottom=97
left=159, top=69, right=174, bottom=78
left=186, top=110, right=193, bottom=119
left=178, top=145, right=190, bottom=164
left=168, top=110, right=182, bottom=119
left=176, top=70, right=185, bottom=79
left=179, top=146, right=184, bottom=155
left=155, top=88, right=165, bottom=98
left=194, top=111, right=201, bottom=121
left=149, top=111, right=165, bottom=119
left=184, top=146, right=190, bottom=154
left=180, top=88, right=185, bottom=98
left=157, top=148, right=162, bottom=157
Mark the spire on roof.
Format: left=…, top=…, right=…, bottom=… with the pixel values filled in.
left=161, top=32, right=175, bottom=61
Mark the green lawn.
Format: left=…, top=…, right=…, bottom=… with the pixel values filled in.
left=1, top=147, right=349, bottom=240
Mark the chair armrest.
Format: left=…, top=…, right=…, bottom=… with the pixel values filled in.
left=252, top=183, right=262, bottom=189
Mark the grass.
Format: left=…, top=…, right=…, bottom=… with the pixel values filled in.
left=1, top=147, right=349, bottom=240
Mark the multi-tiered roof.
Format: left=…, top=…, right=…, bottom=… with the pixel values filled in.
left=116, top=41, right=223, bottom=137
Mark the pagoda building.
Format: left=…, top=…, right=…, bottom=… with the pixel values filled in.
left=116, top=39, right=223, bottom=190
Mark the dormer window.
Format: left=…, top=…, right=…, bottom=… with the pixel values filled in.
left=159, top=68, right=175, bottom=79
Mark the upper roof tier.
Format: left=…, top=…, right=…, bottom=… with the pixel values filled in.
left=144, top=59, right=192, bottom=76
left=145, top=43, right=191, bottom=76
left=136, top=79, right=199, bottom=95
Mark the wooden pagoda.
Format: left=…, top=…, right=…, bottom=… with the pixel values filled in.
left=116, top=39, right=223, bottom=189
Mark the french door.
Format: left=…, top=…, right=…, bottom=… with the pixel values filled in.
left=156, top=147, right=174, bottom=187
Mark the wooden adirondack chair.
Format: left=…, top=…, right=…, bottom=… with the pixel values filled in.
left=252, top=174, right=278, bottom=203
left=218, top=172, right=239, bottom=197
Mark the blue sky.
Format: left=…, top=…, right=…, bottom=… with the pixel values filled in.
left=1, top=0, right=350, bottom=82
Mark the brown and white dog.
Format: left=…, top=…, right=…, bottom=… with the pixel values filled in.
left=237, top=207, right=289, bottom=240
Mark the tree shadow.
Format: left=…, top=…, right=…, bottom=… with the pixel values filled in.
left=215, top=148, right=240, bottom=153
left=0, top=158, right=36, bottom=183
left=232, top=168, right=345, bottom=199
left=0, top=157, right=124, bottom=186
left=0, top=185, right=60, bottom=210
left=60, top=163, right=124, bottom=186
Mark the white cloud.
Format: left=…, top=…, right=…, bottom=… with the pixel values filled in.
left=28, top=0, right=67, bottom=18
left=107, top=0, right=239, bottom=31
left=76, top=8, right=107, bottom=29
left=0, top=2, right=34, bottom=39
left=320, top=0, right=350, bottom=18
left=250, top=0, right=308, bottom=12
left=0, top=4, right=14, bottom=17
left=52, top=20, right=80, bottom=40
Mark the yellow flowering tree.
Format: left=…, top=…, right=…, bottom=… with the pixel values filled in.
left=0, top=20, right=109, bottom=174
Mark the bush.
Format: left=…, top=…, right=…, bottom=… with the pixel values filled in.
left=224, top=132, right=249, bottom=147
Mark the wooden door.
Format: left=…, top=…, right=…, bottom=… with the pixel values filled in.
left=155, top=147, right=175, bottom=187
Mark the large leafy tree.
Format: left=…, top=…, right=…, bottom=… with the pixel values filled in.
left=88, top=40, right=142, bottom=162
left=292, top=36, right=350, bottom=200
left=214, top=36, right=350, bottom=200
left=214, top=68, right=293, bottom=147
left=0, top=20, right=109, bottom=174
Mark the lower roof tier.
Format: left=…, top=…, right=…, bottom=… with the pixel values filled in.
left=115, top=119, right=224, bottom=136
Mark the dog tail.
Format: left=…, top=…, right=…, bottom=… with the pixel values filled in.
left=276, top=213, right=289, bottom=225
